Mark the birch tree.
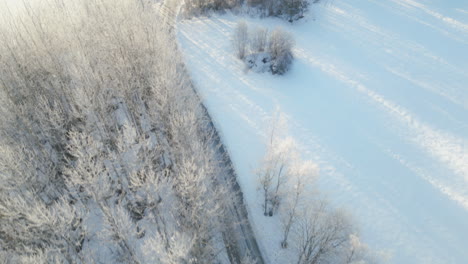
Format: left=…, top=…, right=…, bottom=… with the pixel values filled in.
left=257, top=113, right=296, bottom=216
left=294, top=202, right=353, bottom=264
left=280, top=160, right=318, bottom=248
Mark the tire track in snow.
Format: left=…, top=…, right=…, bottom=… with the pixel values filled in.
left=368, top=140, right=468, bottom=261
left=322, top=2, right=468, bottom=107
left=283, top=115, right=455, bottom=264
left=390, top=0, right=468, bottom=35
left=295, top=48, right=468, bottom=209
left=384, top=67, right=468, bottom=111
left=366, top=0, right=468, bottom=45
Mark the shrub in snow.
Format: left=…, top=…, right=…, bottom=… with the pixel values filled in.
left=249, top=27, right=269, bottom=53
left=182, top=0, right=240, bottom=16
left=233, top=23, right=294, bottom=75
left=270, top=51, right=293, bottom=75
left=233, top=21, right=249, bottom=59
left=279, top=0, right=310, bottom=22
left=268, top=28, right=294, bottom=60
left=245, top=0, right=310, bottom=21
left=268, top=27, right=294, bottom=74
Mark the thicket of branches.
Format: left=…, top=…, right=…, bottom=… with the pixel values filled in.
left=233, top=21, right=294, bottom=75
left=0, top=0, right=233, bottom=263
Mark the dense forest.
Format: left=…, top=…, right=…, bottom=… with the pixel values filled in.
left=0, top=0, right=237, bottom=262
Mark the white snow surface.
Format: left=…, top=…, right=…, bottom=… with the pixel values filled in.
left=177, top=1, right=468, bottom=263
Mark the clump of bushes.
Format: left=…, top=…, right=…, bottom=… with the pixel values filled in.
left=233, top=21, right=294, bottom=75
left=183, top=0, right=316, bottom=22
left=253, top=0, right=310, bottom=21
left=182, top=0, right=240, bottom=16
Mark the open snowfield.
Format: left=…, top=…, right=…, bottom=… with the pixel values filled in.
left=177, top=1, right=468, bottom=263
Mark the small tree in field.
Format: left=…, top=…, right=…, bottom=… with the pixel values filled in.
left=257, top=112, right=296, bottom=216
left=294, top=202, right=353, bottom=264
left=233, top=21, right=249, bottom=59
left=280, top=160, right=317, bottom=248
left=280, top=175, right=304, bottom=249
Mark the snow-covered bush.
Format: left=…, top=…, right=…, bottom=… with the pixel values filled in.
left=233, top=21, right=250, bottom=59
left=250, top=27, right=269, bottom=53
left=276, top=0, right=310, bottom=21
left=268, top=28, right=294, bottom=58
left=268, top=28, right=294, bottom=74
left=233, top=23, right=294, bottom=75
left=182, top=0, right=238, bottom=16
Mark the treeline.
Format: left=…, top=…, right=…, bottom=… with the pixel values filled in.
left=182, top=0, right=314, bottom=21
left=0, top=0, right=234, bottom=263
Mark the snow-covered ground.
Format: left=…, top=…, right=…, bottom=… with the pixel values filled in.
left=177, top=1, right=468, bottom=263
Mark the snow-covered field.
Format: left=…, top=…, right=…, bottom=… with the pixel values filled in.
left=177, top=1, right=468, bottom=263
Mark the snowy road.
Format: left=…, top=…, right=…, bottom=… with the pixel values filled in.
left=177, top=1, right=468, bottom=263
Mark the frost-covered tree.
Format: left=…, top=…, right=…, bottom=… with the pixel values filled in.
left=280, top=160, right=318, bottom=248
left=293, top=205, right=379, bottom=264
left=142, top=229, right=194, bottom=264
left=255, top=113, right=375, bottom=263
left=241, top=253, right=258, bottom=264
left=165, top=94, right=230, bottom=262
left=257, top=113, right=297, bottom=216
left=294, top=202, right=353, bottom=264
